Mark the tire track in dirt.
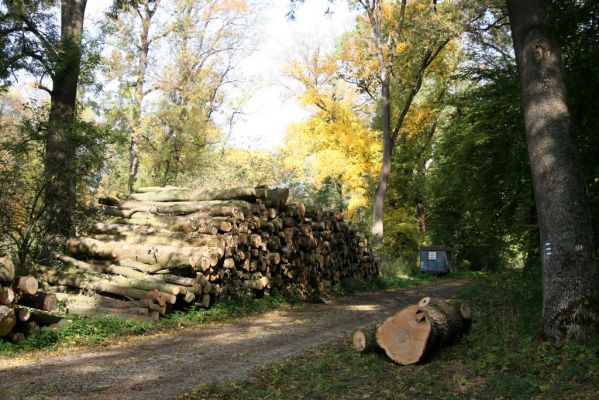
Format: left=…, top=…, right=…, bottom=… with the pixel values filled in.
left=0, top=278, right=472, bottom=400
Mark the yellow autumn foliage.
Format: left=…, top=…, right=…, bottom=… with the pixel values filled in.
left=282, top=99, right=380, bottom=216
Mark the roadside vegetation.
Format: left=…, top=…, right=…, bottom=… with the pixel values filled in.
left=179, top=270, right=599, bottom=400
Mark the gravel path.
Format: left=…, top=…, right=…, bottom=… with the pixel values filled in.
left=0, top=278, right=472, bottom=400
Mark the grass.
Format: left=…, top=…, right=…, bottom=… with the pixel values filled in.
left=0, top=272, right=445, bottom=356
left=179, top=270, right=599, bottom=400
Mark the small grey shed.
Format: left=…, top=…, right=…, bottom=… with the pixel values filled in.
left=419, top=246, right=451, bottom=274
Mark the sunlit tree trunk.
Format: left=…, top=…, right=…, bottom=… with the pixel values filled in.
left=45, top=0, right=87, bottom=242
left=372, top=64, right=392, bottom=246
left=508, top=0, right=599, bottom=342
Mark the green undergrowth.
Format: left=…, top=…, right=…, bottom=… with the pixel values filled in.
left=0, top=294, right=287, bottom=356
left=180, top=270, right=599, bottom=400
left=0, top=273, right=471, bottom=357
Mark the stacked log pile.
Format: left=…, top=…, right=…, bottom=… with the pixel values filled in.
left=37, top=186, right=377, bottom=320
left=1, top=256, right=64, bottom=344
left=353, top=296, right=471, bottom=365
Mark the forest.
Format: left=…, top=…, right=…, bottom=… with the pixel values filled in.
left=0, top=0, right=598, bottom=398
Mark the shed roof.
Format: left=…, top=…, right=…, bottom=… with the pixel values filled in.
left=420, top=246, right=448, bottom=252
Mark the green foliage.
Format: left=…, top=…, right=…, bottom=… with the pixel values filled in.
left=164, top=294, right=287, bottom=325
left=180, top=148, right=284, bottom=192
left=0, top=316, right=151, bottom=355
left=0, top=96, right=47, bottom=269
left=180, top=272, right=599, bottom=400
left=427, top=66, right=532, bottom=270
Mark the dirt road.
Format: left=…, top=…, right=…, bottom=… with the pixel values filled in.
left=0, top=278, right=472, bottom=400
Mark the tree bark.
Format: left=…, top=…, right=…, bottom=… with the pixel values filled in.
left=45, top=0, right=87, bottom=242
left=19, top=292, right=58, bottom=312
left=128, top=186, right=267, bottom=203
left=0, top=256, right=15, bottom=283
left=507, top=0, right=599, bottom=342
left=0, top=305, right=16, bottom=336
left=370, top=1, right=391, bottom=248
left=352, top=323, right=380, bottom=353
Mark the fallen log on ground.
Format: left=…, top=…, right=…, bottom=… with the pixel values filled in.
left=353, top=297, right=471, bottom=365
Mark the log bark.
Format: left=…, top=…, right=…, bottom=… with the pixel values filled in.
left=0, top=305, right=16, bottom=336
left=19, top=306, right=65, bottom=326
left=353, top=324, right=380, bottom=353
left=265, top=188, right=289, bottom=208
left=66, top=238, right=221, bottom=269
left=37, top=264, right=177, bottom=304
left=0, top=256, right=15, bottom=283
left=19, top=292, right=58, bottom=312
left=54, top=292, right=161, bottom=313
left=128, top=187, right=267, bottom=203
left=0, top=286, right=15, bottom=305
left=54, top=254, right=183, bottom=295
left=99, top=200, right=245, bottom=219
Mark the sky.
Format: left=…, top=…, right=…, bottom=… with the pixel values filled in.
left=85, top=0, right=357, bottom=152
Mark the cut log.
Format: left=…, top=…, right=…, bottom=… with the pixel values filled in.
left=90, top=223, right=174, bottom=236
left=101, top=201, right=245, bottom=219
left=376, top=301, right=471, bottom=365
left=0, top=286, right=15, bottom=305
left=134, top=185, right=181, bottom=193
left=0, top=305, right=16, bottom=336
left=16, top=276, right=39, bottom=295
left=19, top=292, right=58, bottom=312
left=90, top=233, right=195, bottom=249
left=353, top=324, right=380, bottom=353
left=128, top=187, right=267, bottom=203
left=54, top=253, right=186, bottom=296
left=265, top=188, right=289, bottom=208
left=65, top=238, right=222, bottom=269
left=0, top=256, right=15, bottom=283
left=36, top=264, right=176, bottom=305
left=116, top=259, right=165, bottom=274
left=15, top=306, right=31, bottom=322
left=54, top=292, right=162, bottom=313
left=13, top=306, right=65, bottom=326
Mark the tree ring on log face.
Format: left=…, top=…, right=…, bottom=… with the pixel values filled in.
left=377, top=304, right=431, bottom=365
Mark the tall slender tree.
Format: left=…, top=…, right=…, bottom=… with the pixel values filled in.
left=507, top=0, right=599, bottom=342
left=342, top=0, right=458, bottom=246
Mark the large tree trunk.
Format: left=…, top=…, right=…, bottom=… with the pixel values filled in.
left=45, top=0, right=87, bottom=243
left=507, top=0, right=599, bottom=342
